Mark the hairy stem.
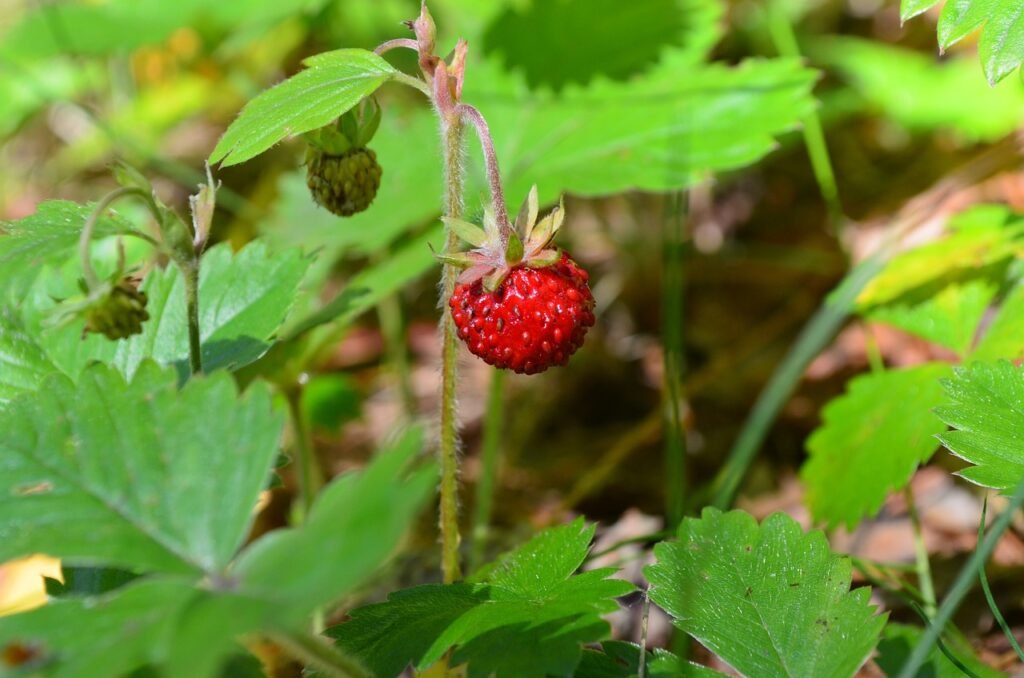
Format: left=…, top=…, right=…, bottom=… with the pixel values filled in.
left=456, top=103, right=512, bottom=243
left=78, top=186, right=157, bottom=290
left=438, top=112, right=465, bottom=583
left=286, top=386, right=323, bottom=521
left=662, top=190, right=687, bottom=528
left=181, top=259, right=203, bottom=375
left=270, top=631, right=370, bottom=678
left=470, top=368, right=505, bottom=572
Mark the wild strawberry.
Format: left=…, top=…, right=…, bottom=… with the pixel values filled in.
left=84, top=277, right=149, bottom=340
left=304, top=99, right=383, bottom=217
left=439, top=186, right=595, bottom=374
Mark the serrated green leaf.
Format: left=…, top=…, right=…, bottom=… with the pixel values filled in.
left=646, top=509, right=885, bottom=678
left=28, top=240, right=310, bottom=378
left=482, top=0, right=724, bottom=90
left=901, top=0, right=1024, bottom=84
left=813, top=37, right=1024, bottom=142
left=935, top=360, right=1024, bottom=489
left=235, top=427, right=435, bottom=613
left=0, top=309, right=56, bottom=405
left=973, top=282, right=1024, bottom=360
left=865, top=279, right=997, bottom=354
left=875, top=623, right=1004, bottom=678
left=801, top=364, right=951, bottom=530
left=0, top=361, right=283, bottom=575
left=329, top=518, right=634, bottom=678
left=209, top=49, right=397, bottom=167
left=0, top=200, right=143, bottom=300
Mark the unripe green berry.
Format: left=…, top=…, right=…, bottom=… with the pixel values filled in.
left=305, top=147, right=382, bottom=217
left=84, top=278, right=150, bottom=340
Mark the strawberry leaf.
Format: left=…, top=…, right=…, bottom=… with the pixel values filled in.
left=645, top=509, right=885, bottom=678
left=209, top=49, right=397, bottom=167
left=935, top=360, right=1024, bottom=490
left=801, top=364, right=951, bottom=529
left=0, top=362, right=283, bottom=575
left=900, top=0, right=1024, bottom=85
left=328, top=519, right=634, bottom=678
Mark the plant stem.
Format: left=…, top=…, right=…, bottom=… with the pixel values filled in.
left=377, top=289, right=417, bottom=421
left=978, top=497, right=1024, bottom=663
left=286, top=386, right=323, bottom=522
left=662, top=190, right=687, bottom=528
left=438, top=111, right=465, bottom=583
left=182, top=259, right=203, bottom=375
left=456, top=103, right=512, bottom=243
left=270, top=630, right=370, bottom=678
left=470, top=368, right=505, bottom=572
left=905, top=484, right=937, bottom=619
left=898, top=476, right=1024, bottom=678
left=78, top=186, right=155, bottom=290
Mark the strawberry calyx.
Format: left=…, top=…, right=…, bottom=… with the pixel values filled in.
left=435, top=185, right=564, bottom=292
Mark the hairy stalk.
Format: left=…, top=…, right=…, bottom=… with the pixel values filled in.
left=438, top=111, right=465, bottom=583
left=470, top=368, right=506, bottom=572
left=905, top=485, right=937, bottom=619
left=456, top=104, right=512, bottom=242
left=377, top=289, right=417, bottom=421
left=182, top=259, right=203, bottom=375
left=270, top=631, right=370, bottom=678
left=898, top=476, right=1024, bottom=677
left=78, top=186, right=160, bottom=290
left=286, top=387, right=323, bottom=521
left=662, top=191, right=687, bottom=528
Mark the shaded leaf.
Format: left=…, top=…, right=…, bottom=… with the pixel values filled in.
left=936, top=360, right=1024, bottom=490
left=329, top=519, right=634, bottom=678
left=209, top=49, right=397, bottom=167
left=801, top=364, right=951, bottom=529
left=576, top=641, right=726, bottom=677
left=875, top=623, right=1004, bottom=678
left=0, top=362, right=283, bottom=575
left=645, top=509, right=885, bottom=678
left=0, top=309, right=56, bottom=406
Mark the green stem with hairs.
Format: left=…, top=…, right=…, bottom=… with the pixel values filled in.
left=662, top=190, right=687, bottom=528
left=905, top=484, right=937, bottom=619
left=438, top=112, right=465, bottom=583
left=181, top=259, right=203, bottom=375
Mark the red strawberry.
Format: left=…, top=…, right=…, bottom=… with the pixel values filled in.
left=439, top=186, right=595, bottom=374
left=450, top=252, right=594, bottom=374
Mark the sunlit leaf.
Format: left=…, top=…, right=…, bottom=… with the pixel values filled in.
left=209, top=49, right=397, bottom=167
left=801, top=364, right=951, bottom=530
left=900, top=0, right=1024, bottom=85
left=646, top=509, right=885, bottom=678
left=0, top=362, right=283, bottom=575
left=936, top=360, right=1024, bottom=490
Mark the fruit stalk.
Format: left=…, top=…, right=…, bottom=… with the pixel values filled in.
left=438, top=107, right=465, bottom=583
left=456, top=103, right=512, bottom=243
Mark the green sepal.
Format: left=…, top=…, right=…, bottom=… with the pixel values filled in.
left=530, top=248, right=561, bottom=267
left=484, top=267, right=509, bottom=293
left=338, top=109, right=361, bottom=149
left=442, top=217, right=487, bottom=248
left=429, top=247, right=481, bottom=268
left=515, top=184, right=539, bottom=240
left=505, top=230, right=524, bottom=265
left=356, top=98, right=382, bottom=148
left=112, top=162, right=153, bottom=195
left=304, top=126, right=354, bottom=156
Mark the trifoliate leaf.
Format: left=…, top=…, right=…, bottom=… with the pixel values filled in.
left=209, top=49, right=397, bottom=167
left=329, top=519, right=634, bottom=678
left=645, top=509, right=885, bottom=678
left=936, top=360, right=1024, bottom=490
left=901, top=0, right=1024, bottom=85
left=28, top=240, right=310, bottom=378
left=801, top=364, right=952, bottom=529
left=234, top=427, right=435, bottom=614
left=0, top=361, right=283, bottom=575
